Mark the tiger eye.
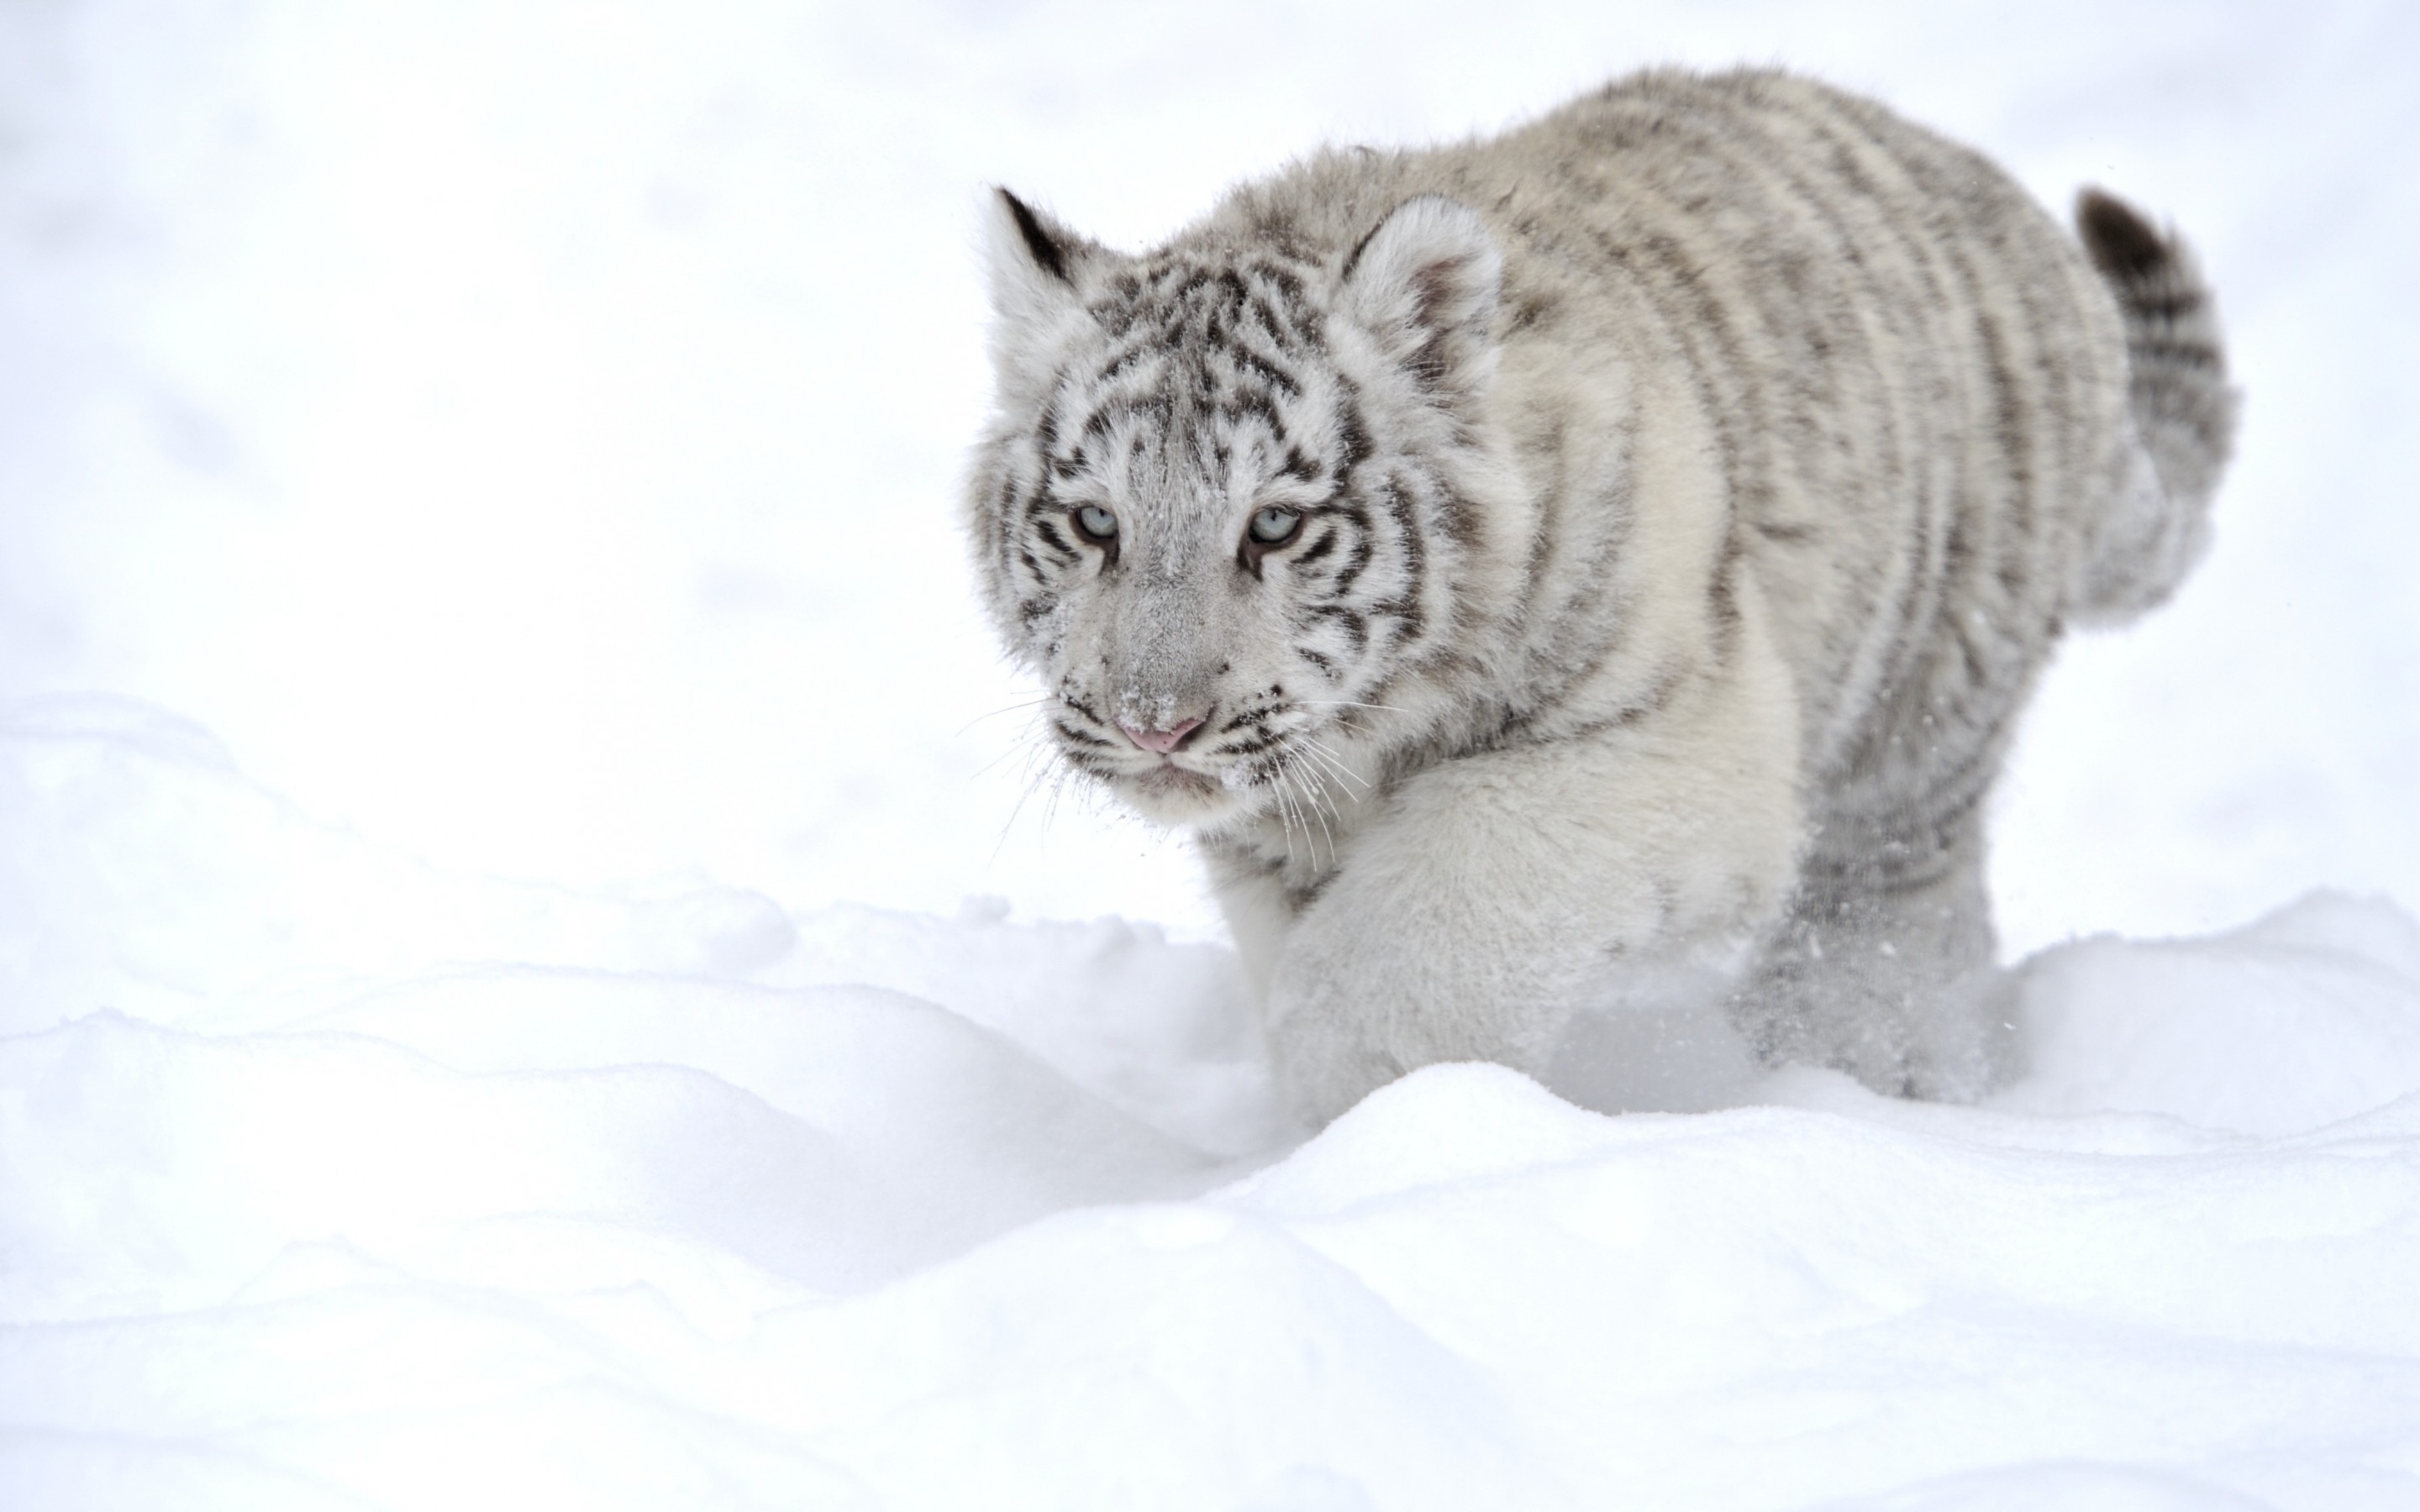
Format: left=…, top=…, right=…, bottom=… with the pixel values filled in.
left=1248, top=507, right=1302, bottom=546
left=1074, top=504, right=1118, bottom=542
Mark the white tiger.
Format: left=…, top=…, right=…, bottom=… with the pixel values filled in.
left=964, top=68, right=2235, bottom=1126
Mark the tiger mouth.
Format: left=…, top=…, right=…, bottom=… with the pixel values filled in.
left=1127, top=761, right=1224, bottom=800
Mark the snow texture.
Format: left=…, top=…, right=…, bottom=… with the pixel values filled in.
left=3, top=3, right=2417, bottom=1509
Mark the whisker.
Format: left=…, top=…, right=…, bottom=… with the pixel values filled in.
left=1297, top=737, right=1370, bottom=795
left=971, top=722, right=1050, bottom=779
left=1286, top=753, right=1337, bottom=866
left=990, top=740, right=1062, bottom=864
left=1039, top=760, right=1076, bottom=842
left=1285, top=735, right=1357, bottom=804
left=956, top=697, right=1052, bottom=738
left=1270, top=764, right=1303, bottom=865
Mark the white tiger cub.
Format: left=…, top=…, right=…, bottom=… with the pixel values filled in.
left=965, top=69, right=2235, bottom=1126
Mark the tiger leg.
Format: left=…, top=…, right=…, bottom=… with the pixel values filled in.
left=1255, top=652, right=1803, bottom=1126
left=1731, top=801, right=2016, bottom=1101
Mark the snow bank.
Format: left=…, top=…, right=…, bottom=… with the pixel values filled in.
left=6, top=701, right=2418, bottom=1510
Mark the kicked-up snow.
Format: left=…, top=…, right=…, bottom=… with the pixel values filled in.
left=6, top=699, right=2419, bottom=1510
left=4, top=1, right=2418, bottom=1508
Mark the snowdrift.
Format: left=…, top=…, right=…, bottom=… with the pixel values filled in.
left=6, top=698, right=2418, bottom=1511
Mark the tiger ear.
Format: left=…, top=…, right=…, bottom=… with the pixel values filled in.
left=1341, top=196, right=1502, bottom=402
left=983, top=189, right=1105, bottom=360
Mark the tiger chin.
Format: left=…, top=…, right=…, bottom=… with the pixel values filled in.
left=963, top=68, right=2236, bottom=1127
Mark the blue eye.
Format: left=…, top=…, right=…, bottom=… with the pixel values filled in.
left=1074, top=504, right=1118, bottom=542
left=1248, top=507, right=1302, bottom=546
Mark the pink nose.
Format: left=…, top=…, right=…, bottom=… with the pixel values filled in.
left=1118, top=716, right=1204, bottom=754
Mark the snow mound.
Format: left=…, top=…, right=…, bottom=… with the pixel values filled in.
left=7, top=706, right=2420, bottom=1509
left=1996, top=892, right=2420, bottom=1135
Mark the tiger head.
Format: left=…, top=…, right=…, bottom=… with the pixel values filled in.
left=964, top=186, right=1521, bottom=830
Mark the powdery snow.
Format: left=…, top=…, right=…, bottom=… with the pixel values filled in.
left=4, top=3, right=2419, bottom=1509
left=7, top=704, right=2419, bottom=1511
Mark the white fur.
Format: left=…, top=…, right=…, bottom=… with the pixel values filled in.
left=965, top=70, right=2234, bottom=1125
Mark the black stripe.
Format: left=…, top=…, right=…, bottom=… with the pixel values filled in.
left=1002, top=191, right=1069, bottom=282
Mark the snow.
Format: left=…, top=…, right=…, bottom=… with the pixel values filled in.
left=4, top=3, right=2418, bottom=1508
left=6, top=713, right=2418, bottom=1507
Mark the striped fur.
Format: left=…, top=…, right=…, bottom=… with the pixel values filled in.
left=965, top=69, right=2237, bottom=1124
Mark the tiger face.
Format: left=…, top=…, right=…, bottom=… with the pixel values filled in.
left=966, top=191, right=1508, bottom=831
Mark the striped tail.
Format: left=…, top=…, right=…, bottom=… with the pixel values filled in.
left=2069, top=188, right=2240, bottom=624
